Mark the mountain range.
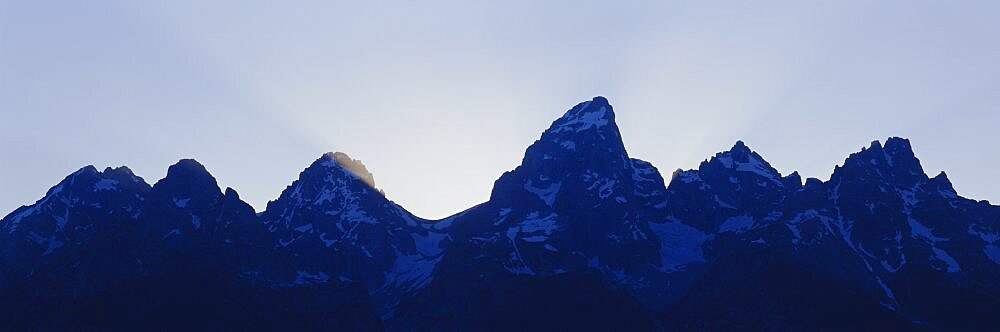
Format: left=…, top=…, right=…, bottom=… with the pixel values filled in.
left=3, top=97, right=999, bottom=331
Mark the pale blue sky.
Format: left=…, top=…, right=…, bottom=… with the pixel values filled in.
left=2, top=0, right=999, bottom=219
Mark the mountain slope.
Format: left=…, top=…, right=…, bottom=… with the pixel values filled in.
left=1, top=97, right=999, bottom=330
left=393, top=97, right=704, bottom=329
left=662, top=138, right=1000, bottom=329
left=0, top=160, right=381, bottom=330
left=260, top=152, right=449, bottom=316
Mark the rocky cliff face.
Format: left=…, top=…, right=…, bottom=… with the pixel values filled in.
left=2, top=97, right=998, bottom=330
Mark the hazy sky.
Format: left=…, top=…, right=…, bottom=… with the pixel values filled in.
left=2, top=0, right=999, bottom=219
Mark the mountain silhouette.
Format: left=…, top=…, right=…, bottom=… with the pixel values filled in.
left=2, top=97, right=999, bottom=330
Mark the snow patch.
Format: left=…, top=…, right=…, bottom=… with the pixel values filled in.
left=27, top=231, right=47, bottom=245
left=92, top=179, right=119, bottom=191
left=552, top=104, right=610, bottom=133
left=676, top=172, right=701, bottom=184
left=909, top=218, right=946, bottom=242
left=162, top=228, right=181, bottom=239
left=521, top=235, right=548, bottom=243
left=716, top=155, right=734, bottom=168
left=984, top=245, right=1000, bottom=265
left=411, top=231, right=447, bottom=256
left=524, top=180, right=562, bottom=207
left=319, top=232, right=336, bottom=247
left=735, top=154, right=780, bottom=183
left=588, top=178, right=616, bottom=199
left=650, top=219, right=707, bottom=272
left=967, top=225, right=999, bottom=243
left=384, top=254, right=443, bottom=291
left=932, top=247, right=961, bottom=273
left=292, top=270, right=331, bottom=286
left=876, top=277, right=898, bottom=308
left=719, top=215, right=754, bottom=233
left=173, top=197, right=191, bottom=208
left=294, top=223, right=313, bottom=233
left=504, top=226, right=535, bottom=275
left=519, top=212, right=559, bottom=235
left=714, top=196, right=736, bottom=209
left=42, top=238, right=64, bottom=256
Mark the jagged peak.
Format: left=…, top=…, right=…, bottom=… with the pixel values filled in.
left=866, top=139, right=883, bottom=151
left=546, top=96, right=616, bottom=135
left=837, top=137, right=925, bottom=184
left=731, top=140, right=750, bottom=153
left=884, top=136, right=911, bottom=149
left=669, top=168, right=702, bottom=185
left=850, top=137, right=916, bottom=163
left=152, top=159, right=222, bottom=199
left=510, top=96, right=630, bottom=176
left=72, top=165, right=100, bottom=177
left=723, top=140, right=763, bottom=163
left=46, top=165, right=102, bottom=194
left=630, top=158, right=665, bottom=181
left=262, top=152, right=389, bottom=221
left=166, top=159, right=210, bottom=177
left=69, top=165, right=138, bottom=179
left=782, top=171, right=803, bottom=190
left=700, top=140, right=782, bottom=181
left=933, top=171, right=950, bottom=181
left=102, top=165, right=132, bottom=175
left=926, top=171, right=959, bottom=197
left=883, top=137, right=917, bottom=165
left=48, top=165, right=149, bottom=196
left=312, top=151, right=378, bottom=191
left=706, top=141, right=763, bottom=164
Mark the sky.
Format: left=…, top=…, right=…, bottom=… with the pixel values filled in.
left=2, top=0, right=999, bottom=219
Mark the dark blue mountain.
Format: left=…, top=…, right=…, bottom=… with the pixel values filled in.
left=260, top=152, right=449, bottom=318
left=0, top=160, right=381, bottom=331
left=392, top=97, right=691, bottom=330
left=2, top=97, right=998, bottom=330
left=661, top=138, right=1000, bottom=330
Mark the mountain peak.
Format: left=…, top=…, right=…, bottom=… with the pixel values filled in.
left=934, top=170, right=949, bottom=180
left=782, top=171, right=803, bottom=190
left=883, top=137, right=916, bottom=164
left=724, top=140, right=756, bottom=161
left=835, top=137, right=927, bottom=187
left=161, top=159, right=217, bottom=188
left=926, top=171, right=959, bottom=199
left=700, top=140, right=782, bottom=181
left=152, top=159, right=222, bottom=201
left=72, top=165, right=100, bottom=177
left=102, top=166, right=131, bottom=175
left=865, top=137, right=919, bottom=167
left=867, top=139, right=883, bottom=151
left=547, top=96, right=616, bottom=135
left=166, top=159, right=210, bottom=177
left=47, top=166, right=102, bottom=193
left=40, top=165, right=148, bottom=198
left=855, top=137, right=916, bottom=165
left=489, top=97, right=632, bottom=205
left=513, top=96, right=628, bottom=170
left=731, top=140, right=749, bottom=152
left=313, top=152, right=378, bottom=190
